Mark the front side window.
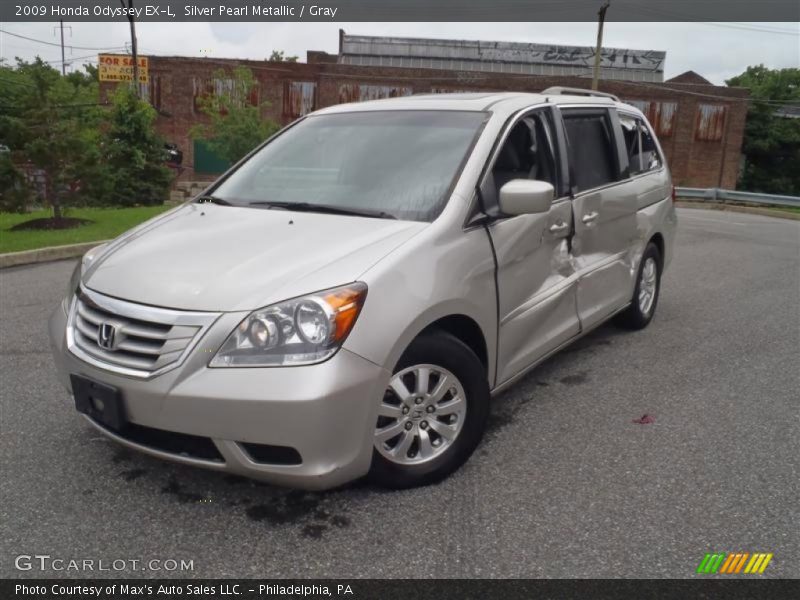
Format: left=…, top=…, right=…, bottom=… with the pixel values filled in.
left=619, top=113, right=662, bottom=176
left=212, top=110, right=487, bottom=222
left=562, top=110, right=618, bottom=192
left=478, top=109, right=561, bottom=215
left=492, top=112, right=559, bottom=195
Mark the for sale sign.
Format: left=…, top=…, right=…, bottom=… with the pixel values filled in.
left=98, top=54, right=149, bottom=83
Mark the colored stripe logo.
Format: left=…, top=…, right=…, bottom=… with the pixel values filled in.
left=697, top=552, right=773, bottom=574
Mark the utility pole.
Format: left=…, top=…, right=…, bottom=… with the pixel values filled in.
left=59, top=21, right=66, bottom=75
left=120, top=0, right=139, bottom=96
left=591, top=1, right=611, bottom=91
left=53, top=21, right=71, bottom=75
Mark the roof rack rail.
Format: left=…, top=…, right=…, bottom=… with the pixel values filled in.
left=542, top=86, right=620, bottom=102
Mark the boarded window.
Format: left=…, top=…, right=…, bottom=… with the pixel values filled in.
left=283, top=81, right=316, bottom=119
left=192, top=77, right=259, bottom=113
left=624, top=100, right=677, bottom=137
left=338, top=84, right=413, bottom=104
left=430, top=88, right=480, bottom=94
left=148, top=76, right=162, bottom=110
left=695, top=104, right=727, bottom=142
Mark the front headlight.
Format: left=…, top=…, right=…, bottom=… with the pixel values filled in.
left=63, top=243, right=108, bottom=312
left=66, top=261, right=82, bottom=298
left=210, top=282, right=368, bottom=367
left=65, top=243, right=108, bottom=298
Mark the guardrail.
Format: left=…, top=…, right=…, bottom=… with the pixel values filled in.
left=676, top=187, right=800, bottom=208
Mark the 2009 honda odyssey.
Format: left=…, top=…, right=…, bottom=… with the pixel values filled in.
left=49, top=89, right=677, bottom=490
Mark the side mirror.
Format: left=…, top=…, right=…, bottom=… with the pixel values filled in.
left=498, top=179, right=554, bottom=216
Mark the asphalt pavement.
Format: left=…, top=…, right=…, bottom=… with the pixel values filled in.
left=1, top=208, right=798, bottom=578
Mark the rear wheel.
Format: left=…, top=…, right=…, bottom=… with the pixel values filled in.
left=369, top=333, right=489, bottom=489
left=615, top=242, right=662, bottom=330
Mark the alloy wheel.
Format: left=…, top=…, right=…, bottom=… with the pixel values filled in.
left=374, top=364, right=467, bottom=465
left=638, top=257, right=658, bottom=315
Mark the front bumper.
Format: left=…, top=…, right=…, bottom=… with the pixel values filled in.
left=49, top=302, right=390, bottom=490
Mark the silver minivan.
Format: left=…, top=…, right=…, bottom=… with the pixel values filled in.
left=49, top=89, right=677, bottom=490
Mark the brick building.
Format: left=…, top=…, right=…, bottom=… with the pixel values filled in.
left=100, top=35, right=748, bottom=189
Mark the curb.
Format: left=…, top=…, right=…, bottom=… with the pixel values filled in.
left=0, top=240, right=110, bottom=269
left=676, top=200, right=800, bottom=221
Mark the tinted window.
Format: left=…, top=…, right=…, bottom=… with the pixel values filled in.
left=213, top=110, right=486, bottom=222
left=619, top=113, right=663, bottom=176
left=562, top=111, right=618, bottom=192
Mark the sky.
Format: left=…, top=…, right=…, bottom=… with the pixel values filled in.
left=1, top=21, right=798, bottom=85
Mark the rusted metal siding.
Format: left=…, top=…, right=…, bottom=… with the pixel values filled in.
left=192, top=77, right=258, bottom=112
left=695, top=104, right=727, bottom=142
left=283, top=81, right=316, bottom=119
left=148, top=75, right=162, bottom=110
left=625, top=99, right=677, bottom=137
left=338, top=83, right=413, bottom=104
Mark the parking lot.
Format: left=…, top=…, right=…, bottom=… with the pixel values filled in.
left=1, top=208, right=798, bottom=578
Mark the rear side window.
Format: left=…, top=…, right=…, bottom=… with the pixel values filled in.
left=619, top=113, right=663, bottom=176
left=562, top=111, right=618, bottom=192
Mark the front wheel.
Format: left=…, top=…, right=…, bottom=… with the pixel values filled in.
left=369, top=333, right=490, bottom=489
left=615, top=242, right=662, bottom=330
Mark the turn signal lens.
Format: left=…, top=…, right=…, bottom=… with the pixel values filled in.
left=322, top=286, right=367, bottom=343
left=210, top=283, right=367, bottom=367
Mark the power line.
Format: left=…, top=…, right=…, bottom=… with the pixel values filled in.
left=44, top=52, right=101, bottom=65
left=604, top=77, right=800, bottom=108
left=614, top=2, right=800, bottom=35
left=700, top=22, right=800, bottom=35
left=0, top=29, right=128, bottom=51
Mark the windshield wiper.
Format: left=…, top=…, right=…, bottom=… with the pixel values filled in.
left=196, top=195, right=232, bottom=206
left=248, top=201, right=397, bottom=220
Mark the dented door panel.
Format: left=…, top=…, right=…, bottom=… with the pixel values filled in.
left=571, top=181, right=639, bottom=329
left=491, top=198, right=580, bottom=384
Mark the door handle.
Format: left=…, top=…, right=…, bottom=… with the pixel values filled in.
left=582, top=211, right=599, bottom=224
left=549, top=221, right=569, bottom=234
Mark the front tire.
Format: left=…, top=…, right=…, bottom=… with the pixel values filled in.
left=369, top=332, right=490, bottom=489
left=615, top=242, right=662, bottom=330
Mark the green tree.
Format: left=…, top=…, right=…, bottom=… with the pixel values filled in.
left=0, top=58, right=105, bottom=219
left=268, top=50, right=299, bottom=62
left=726, top=65, right=800, bottom=195
left=104, top=85, right=172, bottom=206
left=190, top=66, right=281, bottom=164
left=0, top=152, right=30, bottom=213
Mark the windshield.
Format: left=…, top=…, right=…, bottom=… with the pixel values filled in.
left=211, top=110, right=487, bottom=222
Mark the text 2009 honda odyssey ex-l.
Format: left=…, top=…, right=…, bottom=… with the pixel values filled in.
left=49, top=89, right=676, bottom=490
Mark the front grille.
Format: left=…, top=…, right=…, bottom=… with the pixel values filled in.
left=68, top=287, right=218, bottom=378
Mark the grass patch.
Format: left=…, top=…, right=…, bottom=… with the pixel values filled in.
left=0, top=205, right=173, bottom=254
left=774, top=205, right=800, bottom=214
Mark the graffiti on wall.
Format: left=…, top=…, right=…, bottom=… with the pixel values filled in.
left=528, top=45, right=665, bottom=71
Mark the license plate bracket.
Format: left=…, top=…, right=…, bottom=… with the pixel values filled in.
left=70, top=374, right=126, bottom=431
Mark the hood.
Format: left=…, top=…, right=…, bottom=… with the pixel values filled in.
left=85, top=203, right=426, bottom=311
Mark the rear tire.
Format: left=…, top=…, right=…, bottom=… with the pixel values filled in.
left=615, top=242, right=662, bottom=330
left=368, top=332, right=490, bottom=489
